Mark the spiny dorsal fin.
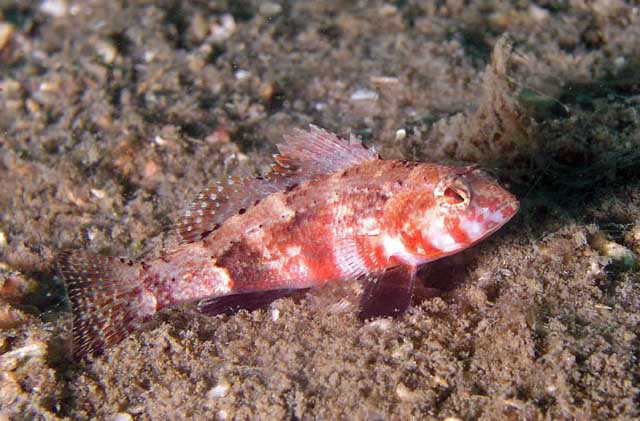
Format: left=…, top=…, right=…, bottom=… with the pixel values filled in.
left=176, top=125, right=380, bottom=244
left=274, top=124, right=379, bottom=179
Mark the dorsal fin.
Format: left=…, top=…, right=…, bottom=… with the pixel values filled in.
left=274, top=124, right=379, bottom=179
left=176, top=125, right=379, bottom=244
left=176, top=176, right=285, bottom=243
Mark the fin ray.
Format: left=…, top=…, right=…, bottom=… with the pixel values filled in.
left=358, top=265, right=417, bottom=320
left=275, top=124, right=379, bottom=179
left=176, top=176, right=287, bottom=243
left=58, top=251, right=152, bottom=359
left=177, top=125, right=379, bottom=244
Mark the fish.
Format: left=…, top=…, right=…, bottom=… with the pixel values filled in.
left=58, top=125, right=519, bottom=359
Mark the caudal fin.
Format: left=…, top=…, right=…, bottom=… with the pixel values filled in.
left=58, top=251, right=154, bottom=360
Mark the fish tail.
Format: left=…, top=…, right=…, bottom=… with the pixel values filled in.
left=58, top=251, right=156, bottom=359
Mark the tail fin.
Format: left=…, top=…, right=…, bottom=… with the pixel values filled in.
left=57, top=251, right=155, bottom=360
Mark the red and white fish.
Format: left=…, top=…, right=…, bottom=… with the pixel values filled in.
left=59, top=125, right=519, bottom=359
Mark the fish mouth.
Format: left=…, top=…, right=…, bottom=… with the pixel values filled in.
left=482, top=198, right=519, bottom=234
left=499, top=197, right=520, bottom=221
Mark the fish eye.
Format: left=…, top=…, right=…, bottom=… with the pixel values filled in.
left=434, top=176, right=471, bottom=210
left=443, top=187, right=466, bottom=204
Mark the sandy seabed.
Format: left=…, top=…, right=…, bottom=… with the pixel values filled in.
left=1, top=1, right=639, bottom=419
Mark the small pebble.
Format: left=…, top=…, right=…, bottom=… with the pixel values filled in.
left=191, top=13, right=209, bottom=41
left=0, top=342, right=45, bottom=370
left=206, top=127, right=231, bottom=144
left=378, top=4, right=398, bottom=17
left=370, top=76, right=399, bottom=85
left=0, top=79, right=22, bottom=96
left=259, top=2, right=283, bottom=16
left=112, top=413, right=133, bottom=421
left=395, top=382, right=418, bottom=401
left=613, top=56, right=626, bottom=68
left=143, top=50, right=156, bottom=63
left=95, top=39, right=117, bottom=64
left=271, top=308, right=280, bottom=322
left=432, top=375, right=449, bottom=388
left=0, top=304, right=28, bottom=330
left=364, top=318, right=392, bottom=331
left=208, top=382, right=230, bottom=398
left=210, top=14, right=236, bottom=42
left=590, top=232, right=637, bottom=270
left=235, top=70, right=250, bottom=81
left=350, top=89, right=378, bottom=101
left=395, top=128, right=407, bottom=141
left=40, top=0, right=68, bottom=17
left=258, top=82, right=276, bottom=102
left=90, top=188, right=106, bottom=199
left=0, top=23, right=15, bottom=51
left=529, top=4, right=549, bottom=22
left=26, top=99, right=41, bottom=114
left=144, top=160, right=159, bottom=178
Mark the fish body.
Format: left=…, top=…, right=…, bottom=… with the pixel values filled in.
left=59, top=126, right=518, bottom=358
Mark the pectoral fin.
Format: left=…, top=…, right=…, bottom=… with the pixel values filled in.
left=358, top=265, right=417, bottom=320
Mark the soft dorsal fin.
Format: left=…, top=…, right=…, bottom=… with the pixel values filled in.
left=176, top=125, right=379, bottom=244
left=176, top=176, right=285, bottom=243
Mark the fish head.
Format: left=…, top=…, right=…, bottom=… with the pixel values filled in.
left=422, top=165, right=519, bottom=254
left=387, top=164, right=519, bottom=264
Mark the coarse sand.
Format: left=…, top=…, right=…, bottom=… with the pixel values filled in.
left=1, top=1, right=639, bottom=419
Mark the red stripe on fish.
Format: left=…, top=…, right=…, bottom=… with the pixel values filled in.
left=444, top=216, right=470, bottom=245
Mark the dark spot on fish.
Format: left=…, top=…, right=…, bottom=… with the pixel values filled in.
left=254, top=199, right=260, bottom=206
left=400, top=160, right=418, bottom=169
left=285, top=183, right=299, bottom=193
left=119, top=257, right=125, bottom=264
left=199, top=223, right=221, bottom=241
left=238, top=208, right=246, bottom=215
left=128, top=260, right=134, bottom=266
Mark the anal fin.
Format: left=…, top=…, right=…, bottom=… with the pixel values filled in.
left=358, top=265, right=417, bottom=320
left=197, top=289, right=305, bottom=316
